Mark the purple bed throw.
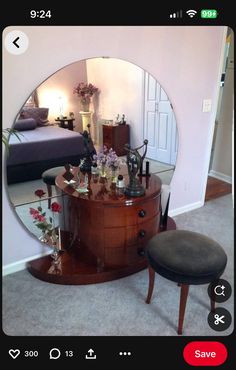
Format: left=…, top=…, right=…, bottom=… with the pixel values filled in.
left=7, top=126, right=87, bottom=166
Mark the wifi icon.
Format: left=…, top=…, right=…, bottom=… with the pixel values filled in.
left=186, top=9, right=197, bottom=18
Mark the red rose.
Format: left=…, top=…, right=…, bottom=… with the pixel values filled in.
left=36, top=214, right=46, bottom=222
left=51, top=202, right=61, bottom=213
left=34, top=189, right=46, bottom=198
left=29, top=207, right=39, bottom=215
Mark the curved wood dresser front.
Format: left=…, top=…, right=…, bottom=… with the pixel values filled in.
left=28, top=167, right=164, bottom=284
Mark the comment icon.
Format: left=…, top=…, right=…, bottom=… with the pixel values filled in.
left=49, top=348, right=61, bottom=360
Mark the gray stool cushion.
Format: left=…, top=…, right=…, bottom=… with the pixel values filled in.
left=146, top=230, right=227, bottom=285
left=42, top=166, right=65, bottom=185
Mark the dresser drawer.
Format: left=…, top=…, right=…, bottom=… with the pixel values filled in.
left=104, top=247, right=126, bottom=267
left=103, top=214, right=159, bottom=250
left=126, top=215, right=160, bottom=246
left=104, top=196, right=160, bottom=227
left=126, top=244, right=148, bottom=265
left=104, top=227, right=126, bottom=249
left=104, top=244, right=147, bottom=267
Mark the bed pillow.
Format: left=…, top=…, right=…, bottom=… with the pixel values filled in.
left=14, top=118, right=37, bottom=131
left=20, top=107, right=49, bottom=126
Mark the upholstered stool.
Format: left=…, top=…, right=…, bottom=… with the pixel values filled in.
left=42, top=166, right=65, bottom=208
left=145, top=230, right=227, bottom=335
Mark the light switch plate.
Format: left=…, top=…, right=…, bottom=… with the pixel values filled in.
left=202, top=99, right=212, bottom=112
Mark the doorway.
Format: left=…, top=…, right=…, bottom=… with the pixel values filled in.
left=143, top=71, right=178, bottom=165
left=205, top=28, right=233, bottom=202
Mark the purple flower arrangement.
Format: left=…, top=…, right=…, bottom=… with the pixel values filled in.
left=106, top=148, right=120, bottom=170
left=93, top=146, right=122, bottom=170
left=73, top=82, right=98, bottom=105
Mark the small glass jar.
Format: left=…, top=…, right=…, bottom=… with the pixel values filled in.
left=99, top=164, right=107, bottom=178
left=116, top=174, right=125, bottom=188
left=111, top=167, right=118, bottom=183
left=91, top=162, right=98, bottom=175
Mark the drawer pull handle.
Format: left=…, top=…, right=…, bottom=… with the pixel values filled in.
left=139, top=230, right=146, bottom=238
left=138, top=209, right=146, bottom=218
left=137, top=248, right=145, bottom=257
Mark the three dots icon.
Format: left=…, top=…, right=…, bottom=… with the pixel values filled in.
left=119, top=352, right=132, bottom=356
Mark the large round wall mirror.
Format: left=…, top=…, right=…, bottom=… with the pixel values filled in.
left=6, top=57, right=178, bottom=244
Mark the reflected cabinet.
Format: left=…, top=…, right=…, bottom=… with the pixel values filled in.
left=103, top=124, right=130, bottom=156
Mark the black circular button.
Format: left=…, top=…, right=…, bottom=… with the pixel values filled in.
left=208, top=307, right=232, bottom=332
left=208, top=279, right=232, bottom=303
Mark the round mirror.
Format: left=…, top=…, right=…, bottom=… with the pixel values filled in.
left=6, top=57, right=178, bottom=243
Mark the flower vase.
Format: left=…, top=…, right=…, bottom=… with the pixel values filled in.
left=81, top=102, right=90, bottom=112
left=51, top=247, right=60, bottom=263
left=111, top=167, right=118, bottom=183
left=39, top=233, right=47, bottom=244
left=100, top=164, right=107, bottom=178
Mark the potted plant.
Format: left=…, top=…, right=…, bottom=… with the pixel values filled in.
left=2, top=128, right=21, bottom=150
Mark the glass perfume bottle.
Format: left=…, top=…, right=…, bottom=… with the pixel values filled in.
left=91, top=162, right=98, bottom=174
left=116, top=174, right=125, bottom=188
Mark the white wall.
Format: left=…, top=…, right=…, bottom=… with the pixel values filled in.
left=87, top=58, right=144, bottom=147
left=3, top=26, right=226, bottom=268
left=37, top=60, right=87, bottom=131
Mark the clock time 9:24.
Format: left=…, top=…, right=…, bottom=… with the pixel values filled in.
left=30, top=10, right=52, bottom=18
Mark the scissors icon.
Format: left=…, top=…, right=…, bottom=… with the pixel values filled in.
left=214, top=314, right=225, bottom=325
left=214, top=285, right=225, bottom=296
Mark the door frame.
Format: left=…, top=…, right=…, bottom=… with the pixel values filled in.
left=201, top=27, right=229, bottom=204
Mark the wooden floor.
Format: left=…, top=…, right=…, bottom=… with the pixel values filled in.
left=205, top=176, right=232, bottom=202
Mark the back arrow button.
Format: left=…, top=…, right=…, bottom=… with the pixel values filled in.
left=4, top=30, right=29, bottom=55
left=13, top=37, right=20, bottom=48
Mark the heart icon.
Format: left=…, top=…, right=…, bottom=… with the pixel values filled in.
left=9, top=349, right=20, bottom=359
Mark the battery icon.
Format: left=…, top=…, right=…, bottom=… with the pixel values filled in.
left=201, top=9, right=218, bottom=19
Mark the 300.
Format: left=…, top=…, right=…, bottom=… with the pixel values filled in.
left=24, top=350, right=39, bottom=357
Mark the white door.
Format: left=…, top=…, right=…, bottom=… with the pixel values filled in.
left=143, top=72, right=177, bottom=165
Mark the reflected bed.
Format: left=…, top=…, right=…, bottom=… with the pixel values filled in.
left=6, top=126, right=90, bottom=184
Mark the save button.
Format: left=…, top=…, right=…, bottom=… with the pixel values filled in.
left=183, top=342, right=227, bottom=366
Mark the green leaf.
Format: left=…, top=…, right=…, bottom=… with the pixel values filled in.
left=2, top=128, right=23, bottom=143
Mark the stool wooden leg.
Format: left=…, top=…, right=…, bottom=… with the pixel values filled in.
left=178, top=284, right=189, bottom=335
left=146, top=266, right=155, bottom=304
left=46, top=184, right=52, bottom=209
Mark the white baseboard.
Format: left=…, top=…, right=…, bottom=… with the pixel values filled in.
left=169, top=200, right=204, bottom=217
left=2, top=250, right=52, bottom=277
left=209, top=170, right=232, bottom=184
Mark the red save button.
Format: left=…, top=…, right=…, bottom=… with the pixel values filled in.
left=183, top=342, right=227, bottom=366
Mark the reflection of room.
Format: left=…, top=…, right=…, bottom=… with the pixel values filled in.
left=14, top=58, right=177, bottom=184
left=6, top=58, right=178, bottom=258
left=7, top=57, right=178, bottom=202
left=35, top=58, right=178, bottom=168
